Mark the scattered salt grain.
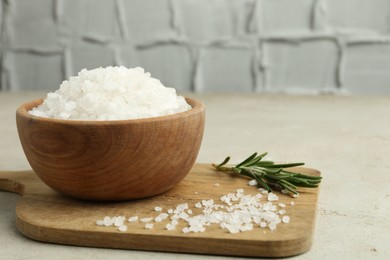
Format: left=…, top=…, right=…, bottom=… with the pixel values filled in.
left=282, top=216, right=290, bottom=224
left=258, top=188, right=268, bottom=194
left=103, top=216, right=113, bottom=226
left=267, top=193, right=279, bottom=202
left=290, top=201, right=295, bottom=206
left=96, top=188, right=294, bottom=235
left=269, top=222, right=277, bottom=231
left=128, top=216, right=138, bottom=222
left=113, top=216, right=126, bottom=227
left=155, top=213, right=169, bottom=222
left=29, top=66, right=191, bottom=120
left=214, top=183, right=220, bottom=187
left=195, top=202, right=202, bottom=209
left=178, top=212, right=190, bottom=220
left=225, top=224, right=240, bottom=234
left=97, top=216, right=128, bottom=231
left=145, top=223, right=154, bottom=230
left=248, top=179, right=257, bottom=186
left=165, top=223, right=176, bottom=231
left=140, top=217, right=153, bottom=223
left=242, top=223, right=254, bottom=232
left=118, top=225, right=128, bottom=232
left=201, top=199, right=214, bottom=207
left=175, top=203, right=188, bottom=213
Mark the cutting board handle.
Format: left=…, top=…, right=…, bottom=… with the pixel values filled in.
left=0, top=170, right=34, bottom=195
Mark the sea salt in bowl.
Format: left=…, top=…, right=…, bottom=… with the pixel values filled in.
left=16, top=97, right=205, bottom=201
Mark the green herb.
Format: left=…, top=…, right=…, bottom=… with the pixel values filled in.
left=212, top=152, right=322, bottom=196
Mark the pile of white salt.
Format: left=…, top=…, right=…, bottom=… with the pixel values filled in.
left=29, top=66, right=191, bottom=120
left=96, top=185, right=295, bottom=234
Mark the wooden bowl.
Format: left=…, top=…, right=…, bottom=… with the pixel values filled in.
left=16, top=98, right=205, bottom=201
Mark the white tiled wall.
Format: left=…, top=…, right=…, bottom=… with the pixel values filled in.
left=1, top=0, right=390, bottom=93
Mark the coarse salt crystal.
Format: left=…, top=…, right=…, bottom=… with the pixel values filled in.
left=155, top=213, right=169, bottom=222
left=170, top=215, right=179, bottom=221
left=248, top=179, right=257, bottom=186
left=231, top=196, right=239, bottom=202
left=145, top=223, right=154, bottom=230
left=267, top=193, right=278, bottom=202
left=226, top=224, right=240, bottom=234
left=159, top=213, right=169, bottom=220
left=114, top=216, right=125, bottom=227
left=258, top=188, right=268, bottom=194
left=202, top=199, right=214, bottom=207
left=253, top=216, right=261, bottom=224
left=118, top=225, right=127, bottom=232
left=154, top=206, right=163, bottom=212
left=269, top=222, right=277, bottom=231
left=103, top=216, right=113, bottom=226
left=140, top=217, right=153, bottom=223
left=245, top=223, right=255, bottom=231
left=128, top=216, right=138, bottom=222
left=290, top=201, right=295, bottom=206
left=178, top=212, right=189, bottom=220
left=220, top=195, right=229, bottom=203
left=165, top=223, right=176, bottom=231
left=176, top=203, right=188, bottom=212
left=282, top=216, right=290, bottom=224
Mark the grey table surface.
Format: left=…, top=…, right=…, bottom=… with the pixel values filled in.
left=0, top=91, right=389, bottom=260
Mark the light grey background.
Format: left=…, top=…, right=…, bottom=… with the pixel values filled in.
left=1, top=0, right=390, bottom=94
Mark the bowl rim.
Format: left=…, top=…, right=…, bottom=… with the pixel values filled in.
left=16, top=97, right=204, bottom=125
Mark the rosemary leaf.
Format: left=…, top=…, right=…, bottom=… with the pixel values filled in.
left=212, top=152, right=322, bottom=196
left=235, top=152, right=258, bottom=168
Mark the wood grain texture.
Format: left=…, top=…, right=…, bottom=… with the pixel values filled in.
left=16, top=97, right=205, bottom=201
left=0, top=164, right=321, bottom=257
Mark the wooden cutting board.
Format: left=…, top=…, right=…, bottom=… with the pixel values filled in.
left=0, top=164, right=321, bottom=257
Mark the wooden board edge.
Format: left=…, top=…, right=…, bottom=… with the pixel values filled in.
left=15, top=208, right=314, bottom=258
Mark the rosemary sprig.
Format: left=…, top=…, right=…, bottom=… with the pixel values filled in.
left=212, top=152, right=322, bottom=196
